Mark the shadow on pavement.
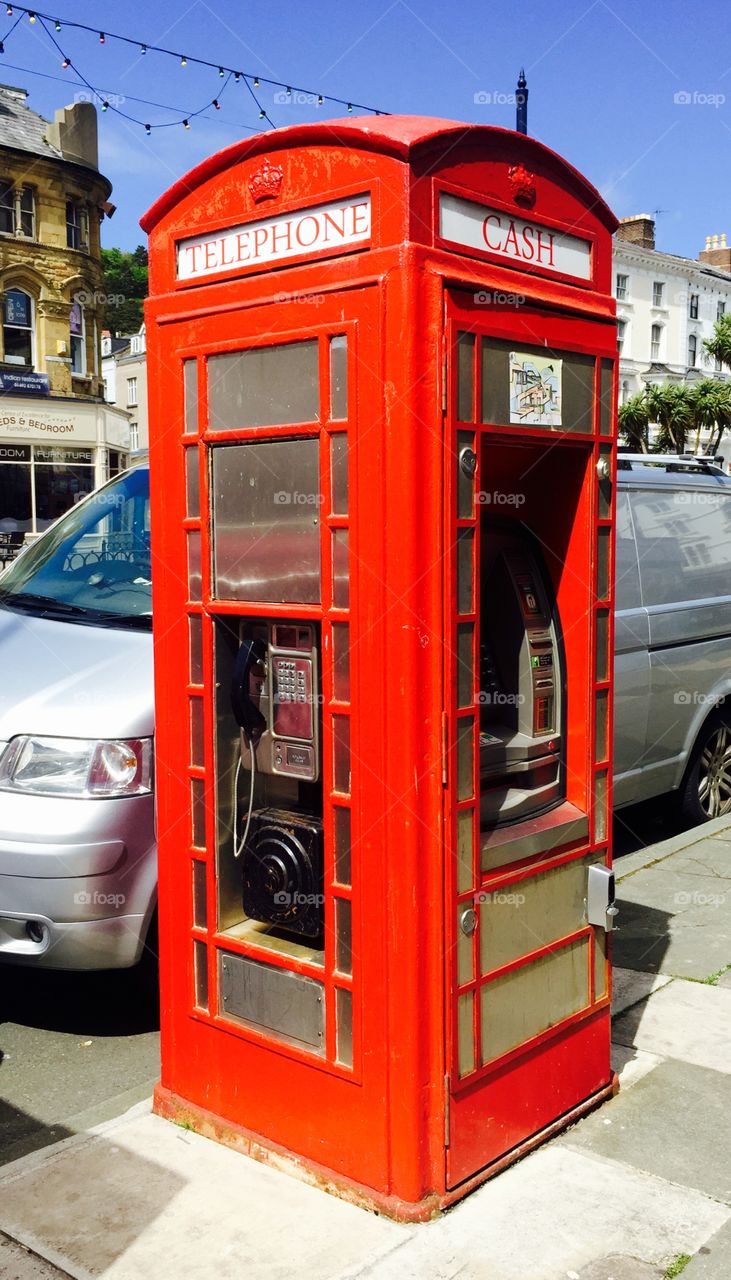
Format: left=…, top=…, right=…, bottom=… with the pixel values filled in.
left=0, top=963, right=159, bottom=1038
left=613, top=796, right=692, bottom=860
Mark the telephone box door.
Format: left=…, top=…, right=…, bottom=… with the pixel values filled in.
left=442, top=289, right=616, bottom=1188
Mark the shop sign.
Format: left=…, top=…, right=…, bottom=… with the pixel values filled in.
left=0, top=371, right=51, bottom=395
left=439, top=193, right=592, bottom=281
left=35, top=446, right=94, bottom=464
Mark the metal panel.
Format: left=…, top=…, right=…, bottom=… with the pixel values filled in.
left=212, top=439, right=321, bottom=603
left=219, top=950, right=325, bottom=1054
left=480, top=936, right=589, bottom=1064
left=208, top=340, right=319, bottom=430
left=479, top=853, right=599, bottom=974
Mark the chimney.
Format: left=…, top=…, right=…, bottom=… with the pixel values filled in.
left=616, top=214, right=656, bottom=250
left=699, top=233, right=731, bottom=271
left=45, top=100, right=99, bottom=170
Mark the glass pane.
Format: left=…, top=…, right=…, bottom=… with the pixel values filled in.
left=208, top=340, right=319, bottom=430
left=595, top=771, right=608, bottom=843
left=333, top=806, right=351, bottom=886
left=185, top=447, right=200, bottom=517
left=457, top=429, right=475, bottom=519
left=191, top=777, right=206, bottom=848
left=595, top=689, right=609, bottom=763
left=596, top=526, right=610, bottom=602
left=456, top=622, right=474, bottom=709
left=332, top=623, right=350, bottom=701
left=457, top=807, right=474, bottom=894
left=332, top=528, right=349, bottom=609
left=482, top=339, right=595, bottom=433
left=194, top=940, right=209, bottom=1009
left=600, top=359, right=614, bottom=435
left=456, top=332, right=475, bottom=422
left=335, top=898, right=352, bottom=975
left=192, top=859, right=207, bottom=929
left=333, top=716, right=351, bottom=794
left=190, top=697, right=205, bottom=767
left=594, top=930, right=608, bottom=1000
left=183, top=359, right=198, bottom=435
left=189, top=614, right=203, bottom=684
left=330, top=335, right=348, bottom=421
left=458, top=991, right=475, bottom=1078
left=456, top=715, right=475, bottom=801
left=330, top=434, right=348, bottom=514
left=187, top=530, right=202, bottom=600
left=212, top=439, right=321, bottom=605
left=0, top=461, right=32, bottom=532
left=480, top=937, right=589, bottom=1064
left=457, top=529, right=474, bottom=615
left=595, top=609, right=609, bottom=683
left=336, top=986, right=353, bottom=1068
left=33, top=465, right=95, bottom=532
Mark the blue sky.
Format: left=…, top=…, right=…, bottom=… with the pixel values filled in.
left=3, top=0, right=729, bottom=257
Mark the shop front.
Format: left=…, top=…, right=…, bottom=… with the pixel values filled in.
left=0, top=395, right=130, bottom=545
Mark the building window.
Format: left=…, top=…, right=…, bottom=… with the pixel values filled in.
left=127, top=377, right=138, bottom=407
left=689, top=294, right=699, bottom=319
left=688, top=333, right=697, bottom=367
left=717, top=301, right=726, bottom=322
left=616, top=273, right=628, bottom=300
left=0, top=444, right=95, bottom=535
left=66, top=201, right=88, bottom=251
left=650, top=324, right=662, bottom=361
left=70, top=301, right=86, bottom=374
left=617, top=318, right=626, bottom=354
left=2, top=289, right=34, bottom=367
left=130, top=422, right=139, bottom=451
left=652, top=281, right=664, bottom=307
left=0, top=182, right=35, bottom=237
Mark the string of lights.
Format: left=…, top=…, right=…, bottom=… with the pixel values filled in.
left=0, top=3, right=385, bottom=136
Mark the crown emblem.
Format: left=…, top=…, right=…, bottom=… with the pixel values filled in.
left=507, top=164, right=536, bottom=208
left=248, top=159, right=284, bottom=204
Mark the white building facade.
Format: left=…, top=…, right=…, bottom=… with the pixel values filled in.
left=613, top=217, right=731, bottom=407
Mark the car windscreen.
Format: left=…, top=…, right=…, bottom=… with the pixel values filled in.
left=0, top=467, right=152, bottom=630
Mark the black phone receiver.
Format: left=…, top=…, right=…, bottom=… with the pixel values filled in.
left=231, top=637, right=268, bottom=744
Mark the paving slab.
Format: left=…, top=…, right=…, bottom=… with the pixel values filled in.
left=610, top=1042, right=663, bottom=1090
left=613, top=869, right=731, bottom=978
left=559, top=1057, right=731, bottom=1201
left=611, top=967, right=672, bottom=1016
left=0, top=1234, right=69, bottom=1280
left=611, top=979, right=731, bottom=1073
left=683, top=1218, right=731, bottom=1278
left=575, top=1257, right=663, bottom=1280
left=614, top=815, right=731, bottom=881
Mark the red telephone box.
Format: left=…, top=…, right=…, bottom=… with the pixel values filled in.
left=142, top=116, right=619, bottom=1219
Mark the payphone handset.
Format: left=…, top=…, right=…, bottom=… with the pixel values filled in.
left=231, top=621, right=321, bottom=783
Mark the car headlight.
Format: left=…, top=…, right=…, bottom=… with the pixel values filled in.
left=0, top=736, right=153, bottom=798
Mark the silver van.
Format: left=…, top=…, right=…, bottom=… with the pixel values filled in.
left=614, top=454, right=731, bottom=822
left=0, top=466, right=155, bottom=970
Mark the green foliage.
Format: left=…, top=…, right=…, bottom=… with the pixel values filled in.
left=618, top=380, right=731, bottom=456
left=101, top=245, right=149, bottom=336
left=664, top=1254, right=691, bottom=1278
left=618, top=393, right=650, bottom=451
left=703, top=312, right=731, bottom=373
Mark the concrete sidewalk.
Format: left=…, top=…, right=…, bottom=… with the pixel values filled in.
left=0, top=816, right=729, bottom=1280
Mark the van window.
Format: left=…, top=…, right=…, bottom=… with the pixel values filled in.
left=630, top=485, right=731, bottom=607
left=614, top=491, right=641, bottom=611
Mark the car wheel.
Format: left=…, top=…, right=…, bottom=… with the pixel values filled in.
left=679, top=709, right=731, bottom=825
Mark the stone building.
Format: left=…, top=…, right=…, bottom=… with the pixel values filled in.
left=0, top=84, right=130, bottom=545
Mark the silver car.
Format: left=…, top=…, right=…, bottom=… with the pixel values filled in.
left=0, top=466, right=155, bottom=971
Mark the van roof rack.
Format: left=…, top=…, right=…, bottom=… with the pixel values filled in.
left=617, top=452, right=726, bottom=475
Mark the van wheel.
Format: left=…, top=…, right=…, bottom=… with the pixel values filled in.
left=679, top=710, right=731, bottom=825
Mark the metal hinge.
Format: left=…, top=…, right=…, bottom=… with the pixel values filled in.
left=441, top=712, right=448, bottom=785
left=444, top=1073, right=451, bottom=1148
left=442, top=346, right=448, bottom=413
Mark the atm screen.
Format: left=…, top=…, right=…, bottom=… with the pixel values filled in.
left=480, top=528, right=565, bottom=827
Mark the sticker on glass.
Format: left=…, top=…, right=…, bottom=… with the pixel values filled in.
left=509, top=352, right=562, bottom=427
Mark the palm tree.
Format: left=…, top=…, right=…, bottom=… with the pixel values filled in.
left=618, top=393, right=650, bottom=452
left=703, top=313, right=731, bottom=374
left=644, top=382, right=694, bottom=453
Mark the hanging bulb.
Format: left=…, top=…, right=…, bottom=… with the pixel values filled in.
left=144, top=123, right=151, bottom=135
left=101, top=100, right=109, bottom=112
left=28, top=11, right=36, bottom=22
left=140, top=44, right=147, bottom=55
left=99, top=32, right=105, bottom=44
left=61, top=57, right=69, bottom=69
left=0, top=40, right=4, bottom=53
left=234, top=71, right=241, bottom=82
left=218, top=66, right=224, bottom=78
left=285, top=86, right=292, bottom=97
left=54, top=19, right=61, bottom=31
left=317, top=94, right=323, bottom=106
left=180, top=55, right=187, bottom=67
left=5, top=6, right=12, bottom=15
left=253, top=77, right=259, bottom=88
left=259, top=108, right=265, bottom=119
left=347, top=102, right=353, bottom=113
left=213, top=99, right=220, bottom=110
left=183, top=118, right=190, bottom=129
